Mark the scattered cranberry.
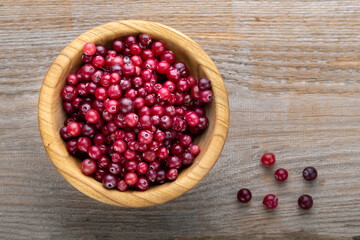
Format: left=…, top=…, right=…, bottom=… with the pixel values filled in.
left=61, top=34, right=214, bottom=192
left=263, top=194, right=278, bottom=209
left=298, top=194, right=313, bottom=210
left=303, top=167, right=317, bottom=181
left=237, top=188, right=252, bottom=203
left=274, top=168, right=288, bottom=181
left=261, top=153, right=276, bottom=166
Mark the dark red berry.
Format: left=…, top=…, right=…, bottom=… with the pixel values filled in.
left=275, top=168, right=288, bottom=181
left=237, top=188, right=252, bottom=203
left=303, top=167, right=317, bottom=181
left=263, top=194, right=278, bottom=209
left=298, top=194, right=313, bottom=210
left=261, top=153, right=276, bottom=166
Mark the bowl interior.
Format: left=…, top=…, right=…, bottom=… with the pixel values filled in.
left=39, top=20, right=228, bottom=207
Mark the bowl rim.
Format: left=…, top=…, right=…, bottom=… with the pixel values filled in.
left=38, top=20, right=230, bottom=207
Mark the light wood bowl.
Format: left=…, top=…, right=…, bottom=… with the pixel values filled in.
left=38, top=20, right=230, bottom=207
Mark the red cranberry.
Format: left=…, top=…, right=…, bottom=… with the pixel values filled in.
left=160, top=115, right=173, bottom=129
left=154, top=131, right=166, bottom=142
left=176, top=78, right=190, bottom=92
left=200, top=90, right=213, bottom=103
left=173, top=62, right=189, bottom=77
left=97, top=156, right=110, bottom=169
left=67, top=74, right=78, bottom=85
left=137, top=162, right=148, bottom=175
left=180, top=135, right=192, bottom=147
left=130, top=43, right=142, bottom=55
left=108, top=163, right=121, bottom=175
left=125, top=160, right=138, bottom=172
left=263, top=194, right=278, bottom=209
left=117, top=179, right=128, bottom=191
left=66, top=122, right=81, bottom=136
left=94, top=169, right=108, bottom=182
left=166, top=168, right=178, bottom=181
left=167, top=67, right=180, bottom=82
left=139, top=33, right=152, bottom=46
left=113, top=139, right=127, bottom=153
left=198, top=78, right=211, bottom=90
left=85, top=109, right=100, bottom=123
left=61, top=85, right=77, bottom=101
left=142, top=49, right=155, bottom=60
left=95, top=45, right=107, bottom=57
left=157, top=61, right=171, bottom=74
left=125, top=172, right=138, bottom=185
left=136, top=177, right=149, bottom=191
left=171, top=143, right=184, bottom=155
left=105, top=99, right=120, bottom=114
left=182, top=152, right=194, bottom=165
left=102, top=174, right=118, bottom=189
left=189, top=144, right=200, bottom=156
left=77, top=137, right=91, bottom=152
left=66, top=139, right=77, bottom=153
left=156, top=169, right=166, bottom=184
left=108, top=84, right=122, bottom=99
left=298, top=194, right=313, bottom=210
left=113, top=39, right=125, bottom=52
left=118, top=97, right=134, bottom=114
left=83, top=42, right=96, bottom=56
left=82, top=54, right=93, bottom=64
left=152, top=41, right=166, bottom=55
left=100, top=74, right=111, bottom=87
left=185, top=111, right=200, bottom=126
left=191, top=86, right=201, bottom=100
left=143, top=151, right=156, bottom=163
left=81, top=158, right=97, bottom=175
left=168, top=156, right=182, bottom=169
left=95, top=87, right=108, bottom=101
left=138, top=130, right=153, bottom=144
left=88, top=145, right=102, bottom=160
left=60, top=127, right=72, bottom=141
left=124, top=112, right=138, bottom=127
left=303, top=167, right=317, bottom=181
left=237, top=188, right=252, bottom=203
left=261, top=153, right=276, bottom=166
left=146, top=169, right=157, bottom=182
left=275, top=168, right=288, bottom=181
left=122, top=63, right=136, bottom=76
left=151, top=105, right=165, bottom=116
left=156, top=147, right=169, bottom=159
left=160, top=50, right=175, bottom=64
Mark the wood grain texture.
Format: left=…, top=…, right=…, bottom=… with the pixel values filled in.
left=1, top=0, right=360, bottom=239
left=38, top=20, right=230, bottom=207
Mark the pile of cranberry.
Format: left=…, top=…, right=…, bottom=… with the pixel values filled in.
left=59, top=33, right=214, bottom=192
left=237, top=153, right=317, bottom=210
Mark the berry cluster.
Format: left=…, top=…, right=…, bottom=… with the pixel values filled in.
left=60, top=33, right=214, bottom=191
left=237, top=153, right=317, bottom=210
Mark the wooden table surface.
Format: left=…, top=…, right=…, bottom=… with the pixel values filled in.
left=1, top=0, right=360, bottom=239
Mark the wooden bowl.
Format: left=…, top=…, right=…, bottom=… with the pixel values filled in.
left=38, top=20, right=229, bottom=207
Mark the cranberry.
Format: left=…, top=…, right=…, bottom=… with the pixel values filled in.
left=77, top=137, right=92, bottom=152
left=125, top=172, right=138, bottom=185
left=152, top=41, right=166, bottom=55
left=118, top=97, right=134, bottom=114
left=94, top=169, right=108, bottom=182
left=108, top=84, right=122, bottom=99
left=182, top=152, right=194, bottom=165
left=151, top=105, right=165, bottom=116
left=95, top=45, right=107, bottom=57
left=122, top=63, right=136, bottom=76
left=141, top=49, right=155, bottom=60
left=191, top=86, right=201, bottom=100
left=173, top=62, right=189, bottom=77
left=154, top=131, right=166, bottom=142
left=109, top=163, right=121, bottom=175
left=113, top=139, right=127, bottom=153
left=160, top=50, right=175, bottom=64
left=167, top=156, right=182, bottom=169
left=156, top=147, right=169, bottom=159
left=97, top=156, right=110, bottom=169
left=237, top=188, right=252, bottom=203
left=200, top=90, right=213, bottom=103
left=66, top=122, right=81, bottom=136
left=171, top=144, right=184, bottom=155
left=85, top=109, right=100, bottom=123
left=87, top=145, right=101, bottom=159
left=105, top=99, right=119, bottom=114
left=138, top=130, right=153, bottom=144
left=166, top=168, right=178, bottom=181
left=160, top=115, right=172, bottom=129
left=83, top=42, right=96, bottom=56
left=81, top=158, right=97, bottom=175
left=303, top=167, right=317, bottom=181
left=92, top=55, right=105, bottom=68
left=60, top=126, right=72, bottom=141
left=137, top=162, right=148, bottom=175
left=66, top=139, right=77, bottom=153
left=146, top=169, right=157, bottom=182
left=176, top=78, right=191, bottom=92
left=67, top=74, right=78, bottom=85
left=135, top=177, right=149, bottom=191
left=117, top=179, right=128, bottom=191
left=261, top=153, right=276, bottom=166
left=156, top=169, right=166, bottom=184
left=157, top=61, right=171, bottom=74
left=102, top=174, right=118, bottom=189
left=143, top=151, right=156, bottom=162
left=180, top=135, right=192, bottom=147
left=100, top=74, right=111, bottom=87
left=61, top=85, right=77, bottom=101
left=139, top=33, right=152, bottom=46
left=298, top=194, right=313, bottom=210
left=63, top=102, right=74, bottom=114
left=275, top=168, right=288, bottom=181
left=198, top=78, right=211, bottom=90
left=95, top=87, right=108, bottom=101
left=185, top=111, right=200, bottom=126
left=189, top=144, right=200, bottom=156
left=167, top=67, right=180, bottom=82
left=113, top=39, right=125, bottom=52
left=82, top=54, right=93, bottom=64
left=263, top=194, right=278, bottom=209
